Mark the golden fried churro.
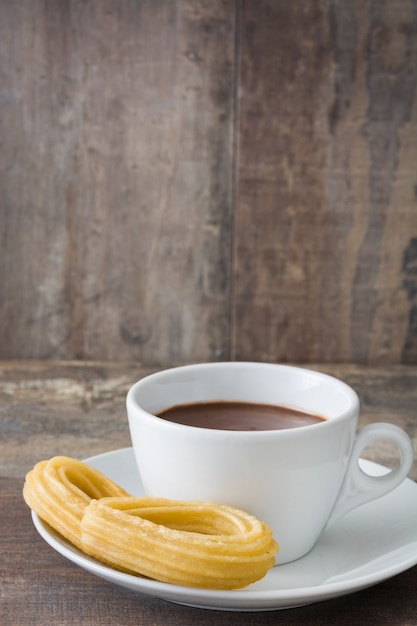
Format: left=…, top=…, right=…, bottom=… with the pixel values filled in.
left=23, top=457, right=278, bottom=588
left=23, top=456, right=129, bottom=549
left=81, top=497, right=279, bottom=589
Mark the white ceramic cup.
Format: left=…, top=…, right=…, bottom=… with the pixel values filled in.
left=126, top=362, right=414, bottom=564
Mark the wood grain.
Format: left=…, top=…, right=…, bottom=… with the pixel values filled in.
left=0, top=0, right=235, bottom=363
left=233, top=0, right=417, bottom=364
left=0, top=0, right=416, bottom=364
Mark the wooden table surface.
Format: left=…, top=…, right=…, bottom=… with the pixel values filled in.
left=1, top=361, right=416, bottom=626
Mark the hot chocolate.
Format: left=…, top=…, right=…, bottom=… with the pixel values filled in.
left=157, top=401, right=326, bottom=431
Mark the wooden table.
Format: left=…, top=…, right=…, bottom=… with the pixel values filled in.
left=2, top=361, right=416, bottom=625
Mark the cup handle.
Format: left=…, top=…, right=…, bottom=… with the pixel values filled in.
left=325, top=423, right=414, bottom=528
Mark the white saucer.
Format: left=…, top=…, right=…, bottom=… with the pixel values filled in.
left=31, top=447, right=417, bottom=612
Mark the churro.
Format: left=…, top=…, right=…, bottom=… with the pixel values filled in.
left=23, top=456, right=128, bottom=549
left=23, top=457, right=278, bottom=589
left=81, top=496, right=278, bottom=589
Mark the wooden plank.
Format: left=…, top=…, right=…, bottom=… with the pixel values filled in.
left=0, top=0, right=235, bottom=362
left=0, top=360, right=153, bottom=476
left=1, top=0, right=416, bottom=365
left=233, top=0, right=417, bottom=364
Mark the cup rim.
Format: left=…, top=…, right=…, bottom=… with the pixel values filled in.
left=126, top=362, right=360, bottom=437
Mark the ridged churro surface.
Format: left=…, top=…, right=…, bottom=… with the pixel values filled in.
left=23, top=456, right=128, bottom=549
left=23, top=456, right=278, bottom=589
left=81, top=497, right=278, bottom=589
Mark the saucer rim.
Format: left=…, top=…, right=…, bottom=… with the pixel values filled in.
left=30, top=447, right=417, bottom=612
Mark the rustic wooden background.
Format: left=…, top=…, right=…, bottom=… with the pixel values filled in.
left=1, top=0, right=416, bottom=366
